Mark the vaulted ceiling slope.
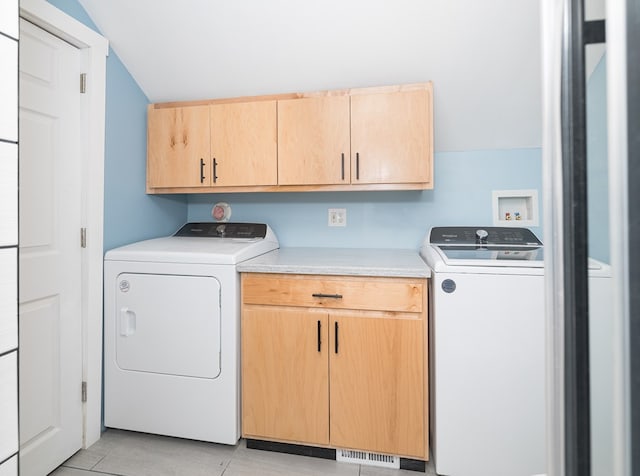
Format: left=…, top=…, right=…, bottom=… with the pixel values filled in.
left=77, top=0, right=542, bottom=152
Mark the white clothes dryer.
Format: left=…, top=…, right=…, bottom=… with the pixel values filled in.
left=103, top=222, right=278, bottom=444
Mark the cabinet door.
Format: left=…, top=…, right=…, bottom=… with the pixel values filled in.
left=210, top=101, right=277, bottom=186
left=277, top=95, right=350, bottom=185
left=351, top=88, right=432, bottom=185
left=147, top=105, right=210, bottom=188
left=329, top=313, right=425, bottom=458
left=242, top=307, right=329, bottom=445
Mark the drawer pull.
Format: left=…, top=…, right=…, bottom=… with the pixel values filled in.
left=312, top=293, right=343, bottom=299
left=334, top=321, right=339, bottom=354
left=317, top=320, right=321, bottom=352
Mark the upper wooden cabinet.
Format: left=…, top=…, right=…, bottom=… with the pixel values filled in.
left=351, top=87, right=432, bottom=185
left=147, top=105, right=211, bottom=189
left=146, top=82, right=433, bottom=193
left=147, top=101, right=277, bottom=191
left=210, top=101, right=277, bottom=187
left=277, top=95, right=350, bottom=185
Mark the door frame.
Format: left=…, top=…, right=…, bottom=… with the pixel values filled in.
left=19, top=0, right=108, bottom=448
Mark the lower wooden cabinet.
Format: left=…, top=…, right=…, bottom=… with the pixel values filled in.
left=242, top=307, right=329, bottom=445
left=241, top=273, right=428, bottom=460
left=329, top=312, right=425, bottom=457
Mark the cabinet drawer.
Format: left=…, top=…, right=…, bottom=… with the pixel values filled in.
left=242, top=274, right=424, bottom=313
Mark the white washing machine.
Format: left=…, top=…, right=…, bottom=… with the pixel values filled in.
left=420, top=226, right=612, bottom=476
left=421, top=226, right=546, bottom=476
left=104, top=222, right=278, bottom=444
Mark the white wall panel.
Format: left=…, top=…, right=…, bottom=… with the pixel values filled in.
left=0, top=2, right=18, bottom=473
left=0, top=0, right=18, bottom=39
left=0, top=249, right=17, bottom=355
left=0, top=455, right=17, bottom=476
left=0, top=351, right=18, bottom=463
left=0, top=36, right=17, bottom=142
left=0, top=143, right=17, bottom=247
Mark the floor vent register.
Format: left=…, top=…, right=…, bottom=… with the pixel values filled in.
left=336, top=449, right=400, bottom=469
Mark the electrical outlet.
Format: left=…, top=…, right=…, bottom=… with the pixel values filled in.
left=328, top=208, right=347, bottom=227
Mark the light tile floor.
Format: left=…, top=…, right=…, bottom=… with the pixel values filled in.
left=50, top=429, right=436, bottom=476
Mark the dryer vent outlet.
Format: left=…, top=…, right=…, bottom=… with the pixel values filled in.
left=336, top=449, right=400, bottom=469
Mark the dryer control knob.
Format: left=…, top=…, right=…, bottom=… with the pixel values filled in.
left=476, top=229, right=489, bottom=244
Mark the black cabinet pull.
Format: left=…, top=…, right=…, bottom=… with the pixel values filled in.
left=199, top=158, right=205, bottom=183
left=356, top=152, right=360, bottom=180
left=317, top=320, right=321, bottom=352
left=311, top=293, right=343, bottom=299
left=213, top=158, right=218, bottom=184
left=334, top=321, right=339, bottom=354
left=341, top=153, right=345, bottom=180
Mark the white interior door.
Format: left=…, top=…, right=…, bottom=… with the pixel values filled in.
left=18, top=19, right=83, bottom=476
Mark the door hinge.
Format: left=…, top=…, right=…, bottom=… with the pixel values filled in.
left=80, top=73, right=87, bottom=93
left=81, top=381, right=87, bottom=402
left=80, top=227, right=87, bottom=248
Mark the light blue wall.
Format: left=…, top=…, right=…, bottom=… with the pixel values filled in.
left=48, top=0, right=544, bottom=253
left=188, top=148, right=543, bottom=248
left=47, top=0, right=188, bottom=252
left=586, top=55, right=609, bottom=264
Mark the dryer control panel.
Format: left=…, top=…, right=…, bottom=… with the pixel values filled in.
left=174, top=222, right=268, bottom=239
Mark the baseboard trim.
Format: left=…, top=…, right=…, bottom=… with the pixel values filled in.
left=245, top=439, right=426, bottom=472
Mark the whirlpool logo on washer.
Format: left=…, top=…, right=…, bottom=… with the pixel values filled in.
left=119, top=280, right=130, bottom=293
left=441, top=279, right=456, bottom=293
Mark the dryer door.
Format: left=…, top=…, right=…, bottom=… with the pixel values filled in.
left=114, top=273, right=221, bottom=379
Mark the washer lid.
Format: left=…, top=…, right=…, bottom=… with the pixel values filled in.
left=435, top=244, right=544, bottom=266
left=104, top=223, right=279, bottom=265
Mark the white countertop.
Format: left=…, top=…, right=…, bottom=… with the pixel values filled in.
left=237, top=247, right=431, bottom=278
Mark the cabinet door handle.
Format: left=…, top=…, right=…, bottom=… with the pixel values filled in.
left=334, top=321, right=339, bottom=354
left=356, top=152, right=360, bottom=180
left=199, top=158, right=205, bottom=183
left=312, top=293, right=343, bottom=299
left=317, top=320, right=322, bottom=352
left=341, top=153, right=345, bottom=180
left=213, top=158, right=218, bottom=184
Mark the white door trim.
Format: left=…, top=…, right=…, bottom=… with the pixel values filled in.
left=20, top=0, right=108, bottom=448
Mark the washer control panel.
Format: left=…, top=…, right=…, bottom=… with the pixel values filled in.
left=430, top=226, right=542, bottom=246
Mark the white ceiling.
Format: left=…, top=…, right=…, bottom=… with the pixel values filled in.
left=77, top=0, right=543, bottom=152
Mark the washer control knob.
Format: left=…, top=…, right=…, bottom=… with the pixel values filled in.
left=476, top=229, right=489, bottom=244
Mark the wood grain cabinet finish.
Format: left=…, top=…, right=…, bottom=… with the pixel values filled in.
left=351, top=87, right=433, bottom=185
left=210, top=100, right=277, bottom=187
left=147, top=82, right=433, bottom=194
left=147, top=101, right=277, bottom=191
left=242, top=307, right=329, bottom=445
left=147, top=105, right=211, bottom=189
left=241, top=273, right=429, bottom=460
left=277, top=95, right=350, bottom=185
